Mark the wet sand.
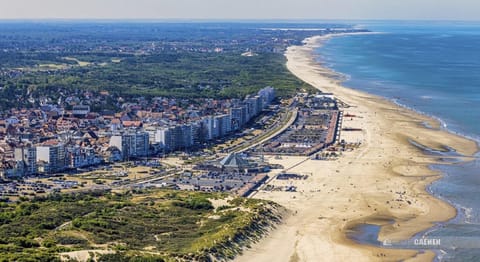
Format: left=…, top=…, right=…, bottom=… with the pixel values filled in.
left=234, top=34, right=478, bottom=261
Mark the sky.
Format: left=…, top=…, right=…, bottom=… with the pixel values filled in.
left=0, top=0, right=479, bottom=21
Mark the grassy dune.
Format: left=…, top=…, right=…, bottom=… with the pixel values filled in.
left=0, top=189, right=283, bottom=262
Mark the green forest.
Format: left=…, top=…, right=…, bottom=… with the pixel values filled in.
left=0, top=52, right=314, bottom=110
left=0, top=22, right=340, bottom=111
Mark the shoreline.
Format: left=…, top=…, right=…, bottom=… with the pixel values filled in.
left=234, top=33, right=478, bottom=261
left=306, top=33, right=480, bottom=147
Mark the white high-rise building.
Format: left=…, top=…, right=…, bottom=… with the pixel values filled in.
left=14, top=146, right=37, bottom=175
left=36, top=144, right=66, bottom=173
left=214, top=114, right=232, bottom=137
left=110, top=131, right=149, bottom=159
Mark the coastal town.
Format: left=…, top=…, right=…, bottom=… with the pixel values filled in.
left=0, top=86, right=275, bottom=193
left=1, top=0, right=480, bottom=260
left=4, top=22, right=420, bottom=262
left=0, top=19, right=478, bottom=262
left=0, top=81, right=351, bottom=200
left=0, top=24, right=375, bottom=209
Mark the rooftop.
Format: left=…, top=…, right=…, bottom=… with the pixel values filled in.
left=219, top=153, right=251, bottom=169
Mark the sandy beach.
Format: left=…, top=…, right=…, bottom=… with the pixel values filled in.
left=234, top=34, right=479, bottom=261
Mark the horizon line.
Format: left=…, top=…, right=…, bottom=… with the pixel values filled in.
left=0, top=18, right=480, bottom=23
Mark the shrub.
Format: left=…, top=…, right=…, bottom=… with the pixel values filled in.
left=173, top=197, right=213, bottom=210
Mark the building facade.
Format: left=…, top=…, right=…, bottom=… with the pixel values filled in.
left=36, top=144, right=66, bottom=173
left=14, top=146, right=37, bottom=175
left=110, top=131, right=149, bottom=159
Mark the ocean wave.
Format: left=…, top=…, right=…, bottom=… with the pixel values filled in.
left=316, top=55, right=480, bottom=147
left=420, top=95, right=434, bottom=100
left=429, top=34, right=453, bottom=39
left=316, top=58, right=351, bottom=81
left=310, top=28, right=480, bottom=261
left=313, top=33, right=480, bottom=147
left=390, top=99, right=480, bottom=145
left=316, top=51, right=480, bottom=146
left=437, top=249, right=448, bottom=261
left=461, top=205, right=473, bottom=224
left=336, top=71, right=351, bottom=82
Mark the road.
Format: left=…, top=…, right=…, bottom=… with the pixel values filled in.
left=232, top=107, right=298, bottom=153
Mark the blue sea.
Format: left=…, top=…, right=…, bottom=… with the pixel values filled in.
left=315, top=21, right=480, bottom=261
